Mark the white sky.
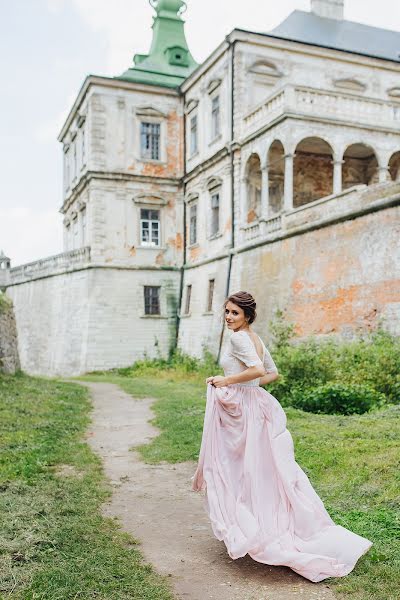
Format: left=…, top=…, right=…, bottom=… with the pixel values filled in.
left=1, top=0, right=399, bottom=266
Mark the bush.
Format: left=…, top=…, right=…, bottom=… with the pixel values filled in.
left=267, top=311, right=400, bottom=407
left=289, top=383, right=386, bottom=415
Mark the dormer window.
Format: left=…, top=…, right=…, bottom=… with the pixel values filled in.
left=165, top=46, right=189, bottom=67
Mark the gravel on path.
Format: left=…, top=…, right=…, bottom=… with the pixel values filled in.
left=81, top=381, right=337, bottom=600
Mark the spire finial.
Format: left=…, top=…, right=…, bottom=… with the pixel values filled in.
left=150, top=0, right=187, bottom=18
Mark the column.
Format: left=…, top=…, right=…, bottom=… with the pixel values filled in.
left=260, top=163, right=269, bottom=221
left=333, top=159, right=343, bottom=194
left=378, top=166, right=390, bottom=183
left=284, top=153, right=294, bottom=212
left=240, top=176, right=248, bottom=227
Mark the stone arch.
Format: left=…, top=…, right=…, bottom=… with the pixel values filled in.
left=342, top=143, right=378, bottom=189
left=389, top=151, right=400, bottom=181
left=267, top=140, right=285, bottom=214
left=293, top=137, right=334, bottom=208
left=245, top=154, right=262, bottom=223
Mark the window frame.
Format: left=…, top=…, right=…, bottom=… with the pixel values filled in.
left=189, top=202, right=198, bottom=246
left=207, top=279, right=215, bottom=313
left=139, top=207, right=161, bottom=248
left=189, top=113, right=198, bottom=156
left=140, top=121, right=162, bottom=162
left=211, top=94, right=221, bottom=141
left=210, top=190, right=220, bottom=238
left=144, top=285, right=161, bottom=316
left=184, top=284, right=192, bottom=315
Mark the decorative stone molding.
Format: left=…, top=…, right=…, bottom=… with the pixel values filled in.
left=184, top=98, right=199, bottom=114
left=135, top=106, right=167, bottom=118
left=207, top=176, right=223, bottom=190
left=387, top=87, right=400, bottom=99
left=185, top=192, right=199, bottom=204
left=133, top=193, right=168, bottom=206
left=333, top=78, right=367, bottom=93
left=207, top=78, right=222, bottom=95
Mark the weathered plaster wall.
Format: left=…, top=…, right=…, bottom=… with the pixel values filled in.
left=0, top=294, right=20, bottom=374
left=7, top=267, right=179, bottom=376
left=232, top=204, right=400, bottom=341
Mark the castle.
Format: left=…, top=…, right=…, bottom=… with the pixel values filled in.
left=1, top=0, right=400, bottom=376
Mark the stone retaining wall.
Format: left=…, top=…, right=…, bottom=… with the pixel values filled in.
left=0, top=294, right=20, bottom=374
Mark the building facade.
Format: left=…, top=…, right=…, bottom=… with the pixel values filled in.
left=3, top=0, right=400, bottom=375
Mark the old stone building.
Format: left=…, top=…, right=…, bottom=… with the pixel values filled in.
left=2, top=0, right=400, bottom=375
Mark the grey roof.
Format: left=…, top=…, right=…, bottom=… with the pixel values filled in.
left=267, top=10, right=400, bottom=63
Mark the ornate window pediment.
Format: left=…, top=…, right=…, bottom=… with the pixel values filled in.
left=185, top=98, right=199, bottom=114
left=185, top=192, right=199, bottom=204
left=387, top=87, right=400, bottom=98
left=333, top=78, right=367, bottom=93
left=207, top=176, right=222, bottom=191
left=133, top=193, right=167, bottom=206
left=249, top=60, right=282, bottom=80
left=207, top=78, right=222, bottom=95
left=135, top=106, right=167, bottom=119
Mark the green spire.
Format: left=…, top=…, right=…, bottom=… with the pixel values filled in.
left=119, top=0, right=198, bottom=88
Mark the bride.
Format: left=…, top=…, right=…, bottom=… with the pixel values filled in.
left=192, top=290, right=372, bottom=583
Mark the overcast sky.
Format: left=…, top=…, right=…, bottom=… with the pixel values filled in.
left=1, top=0, right=399, bottom=266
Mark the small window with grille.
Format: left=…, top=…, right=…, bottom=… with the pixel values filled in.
left=189, top=203, right=197, bottom=245
left=207, top=279, right=215, bottom=312
left=185, top=284, right=192, bottom=314
left=144, top=286, right=161, bottom=315
left=140, top=122, right=161, bottom=161
left=140, top=208, right=160, bottom=247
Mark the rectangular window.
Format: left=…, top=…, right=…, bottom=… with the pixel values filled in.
left=72, top=217, right=79, bottom=249
left=144, top=286, right=161, bottom=315
left=211, top=96, right=220, bottom=139
left=81, top=128, right=86, bottom=167
left=190, top=114, right=198, bottom=155
left=65, top=223, right=70, bottom=250
left=65, top=149, right=70, bottom=189
left=185, top=284, right=192, bottom=315
left=189, top=203, right=197, bottom=245
left=140, top=208, right=160, bottom=247
left=207, top=279, right=215, bottom=312
left=210, top=192, right=220, bottom=236
left=141, top=122, right=161, bottom=161
left=73, top=143, right=77, bottom=180
left=81, top=208, right=86, bottom=246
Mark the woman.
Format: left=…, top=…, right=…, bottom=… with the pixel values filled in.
left=192, top=291, right=372, bottom=583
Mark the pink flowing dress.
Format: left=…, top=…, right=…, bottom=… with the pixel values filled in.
left=192, top=330, right=372, bottom=583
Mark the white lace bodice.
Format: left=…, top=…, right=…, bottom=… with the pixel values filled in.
left=220, top=330, right=278, bottom=387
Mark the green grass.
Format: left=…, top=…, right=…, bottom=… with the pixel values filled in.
left=81, top=370, right=400, bottom=600
left=0, top=372, right=174, bottom=600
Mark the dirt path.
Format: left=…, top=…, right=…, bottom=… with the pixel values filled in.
left=82, top=381, right=336, bottom=600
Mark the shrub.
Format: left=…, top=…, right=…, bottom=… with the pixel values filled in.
left=289, top=383, right=386, bottom=415
left=267, top=311, right=400, bottom=407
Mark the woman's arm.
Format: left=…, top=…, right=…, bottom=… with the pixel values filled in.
left=259, top=371, right=279, bottom=386
left=210, top=364, right=265, bottom=387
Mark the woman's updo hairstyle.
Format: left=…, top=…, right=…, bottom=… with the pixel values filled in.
left=223, top=291, right=257, bottom=324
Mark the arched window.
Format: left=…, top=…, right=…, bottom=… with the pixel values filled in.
left=342, top=143, right=378, bottom=189
left=389, top=151, right=400, bottom=181
left=293, top=137, right=333, bottom=207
